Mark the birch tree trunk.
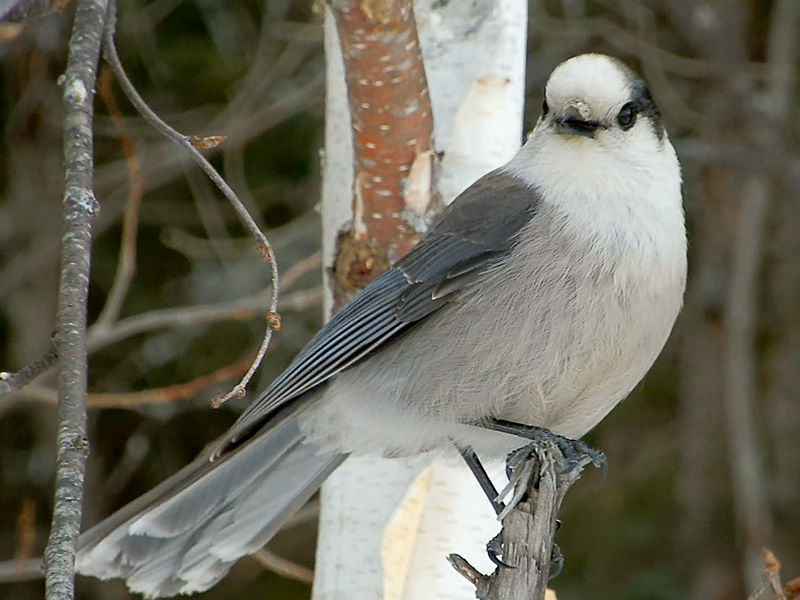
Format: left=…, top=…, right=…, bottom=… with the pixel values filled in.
left=314, top=1, right=528, bottom=598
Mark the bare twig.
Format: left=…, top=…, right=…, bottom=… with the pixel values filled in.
left=87, top=354, right=251, bottom=408
left=223, top=144, right=265, bottom=232
left=747, top=549, right=788, bottom=600
left=0, top=558, right=44, bottom=583
left=281, top=498, right=320, bottom=529
left=787, top=578, right=800, bottom=600
left=14, top=498, right=37, bottom=561
left=93, top=66, right=145, bottom=329
left=45, top=0, right=109, bottom=597
left=19, top=354, right=254, bottom=407
left=252, top=547, right=314, bottom=585
left=85, top=286, right=320, bottom=354
left=725, top=173, right=774, bottom=582
left=446, top=554, right=489, bottom=596
left=0, top=339, right=57, bottom=398
left=99, top=428, right=150, bottom=495
left=90, top=354, right=252, bottom=407
left=7, top=287, right=319, bottom=410
left=0, top=76, right=323, bottom=309
left=1, top=0, right=69, bottom=23
left=530, top=14, right=767, bottom=79
left=762, top=0, right=800, bottom=522
left=279, top=251, right=322, bottom=292
left=0, top=288, right=319, bottom=414
left=101, top=3, right=279, bottom=408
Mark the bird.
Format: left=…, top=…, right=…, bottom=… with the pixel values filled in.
left=76, top=53, right=687, bottom=597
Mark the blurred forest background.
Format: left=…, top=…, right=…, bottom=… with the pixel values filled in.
left=1, top=0, right=799, bottom=599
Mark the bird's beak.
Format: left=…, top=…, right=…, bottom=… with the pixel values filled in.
left=555, top=107, right=605, bottom=138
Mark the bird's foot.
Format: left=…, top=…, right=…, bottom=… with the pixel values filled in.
left=492, top=420, right=606, bottom=476
left=485, top=528, right=565, bottom=578
left=478, top=421, right=604, bottom=581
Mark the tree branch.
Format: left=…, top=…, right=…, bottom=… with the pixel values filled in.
left=0, top=558, right=44, bottom=583
left=0, top=0, right=68, bottom=24
left=0, top=287, right=319, bottom=413
left=746, top=548, right=800, bottom=600
left=19, top=353, right=254, bottom=408
left=0, top=338, right=57, bottom=397
left=84, top=287, right=320, bottom=355
left=253, top=547, right=314, bottom=585
left=723, top=0, right=799, bottom=584
left=44, top=0, right=109, bottom=597
left=93, top=66, right=145, bottom=329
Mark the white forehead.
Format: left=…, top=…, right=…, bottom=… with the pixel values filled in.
left=545, top=54, right=632, bottom=112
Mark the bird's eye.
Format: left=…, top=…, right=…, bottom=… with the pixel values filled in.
left=617, top=102, right=637, bottom=129
left=542, top=98, right=549, bottom=116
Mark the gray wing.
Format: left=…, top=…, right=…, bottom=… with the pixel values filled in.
left=219, top=168, right=540, bottom=451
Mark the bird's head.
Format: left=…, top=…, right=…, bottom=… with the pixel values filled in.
left=505, top=54, right=682, bottom=229
left=536, top=54, right=664, bottom=148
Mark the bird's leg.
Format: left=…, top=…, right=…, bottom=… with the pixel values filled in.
left=484, top=418, right=607, bottom=474
left=454, top=443, right=506, bottom=516
left=454, top=443, right=518, bottom=568
left=455, top=443, right=560, bottom=571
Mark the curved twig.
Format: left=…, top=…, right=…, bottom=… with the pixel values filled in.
left=253, top=547, right=314, bottom=585
left=93, top=66, right=145, bottom=329
left=101, top=1, right=279, bottom=408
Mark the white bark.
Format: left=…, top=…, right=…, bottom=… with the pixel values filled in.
left=314, top=15, right=424, bottom=599
left=314, top=1, right=528, bottom=597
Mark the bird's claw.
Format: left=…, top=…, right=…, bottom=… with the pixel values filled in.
left=486, top=531, right=514, bottom=569
left=554, top=435, right=606, bottom=474
left=549, top=542, right=564, bottom=580
left=505, top=428, right=606, bottom=479
left=485, top=529, right=566, bottom=576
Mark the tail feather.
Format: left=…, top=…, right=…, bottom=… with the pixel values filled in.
left=76, top=412, right=345, bottom=598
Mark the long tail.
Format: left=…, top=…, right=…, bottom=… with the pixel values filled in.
left=76, top=410, right=345, bottom=598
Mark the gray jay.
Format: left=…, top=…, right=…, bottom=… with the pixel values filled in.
left=77, top=53, right=686, bottom=597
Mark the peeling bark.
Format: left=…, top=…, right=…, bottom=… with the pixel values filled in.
left=329, top=0, right=437, bottom=304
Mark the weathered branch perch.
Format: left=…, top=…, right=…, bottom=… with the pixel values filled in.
left=450, top=448, right=593, bottom=600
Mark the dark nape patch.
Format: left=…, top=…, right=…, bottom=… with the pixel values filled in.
left=629, top=79, right=665, bottom=141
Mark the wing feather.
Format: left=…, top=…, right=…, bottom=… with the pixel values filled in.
left=219, top=169, right=540, bottom=451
